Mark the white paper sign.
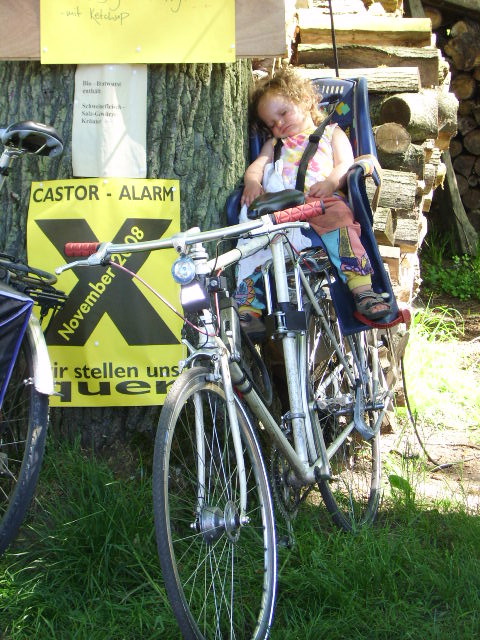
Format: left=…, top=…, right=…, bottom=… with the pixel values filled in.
left=72, top=64, right=147, bottom=178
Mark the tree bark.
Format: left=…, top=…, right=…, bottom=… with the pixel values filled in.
left=0, top=60, right=252, bottom=451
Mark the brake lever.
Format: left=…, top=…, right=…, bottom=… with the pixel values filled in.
left=55, top=242, right=112, bottom=275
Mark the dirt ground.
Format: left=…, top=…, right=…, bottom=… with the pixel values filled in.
left=384, top=293, right=480, bottom=513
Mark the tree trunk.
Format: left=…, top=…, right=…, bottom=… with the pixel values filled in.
left=0, top=60, right=252, bottom=451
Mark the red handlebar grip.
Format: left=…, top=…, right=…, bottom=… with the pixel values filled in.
left=273, top=200, right=323, bottom=224
left=64, top=242, right=101, bottom=257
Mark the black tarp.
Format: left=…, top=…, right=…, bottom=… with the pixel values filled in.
left=0, top=282, right=33, bottom=404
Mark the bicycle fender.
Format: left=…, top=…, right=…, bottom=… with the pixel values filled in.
left=26, top=315, right=55, bottom=396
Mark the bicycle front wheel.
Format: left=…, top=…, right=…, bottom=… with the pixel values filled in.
left=0, top=330, right=48, bottom=554
left=153, top=366, right=277, bottom=640
left=306, top=299, right=383, bottom=531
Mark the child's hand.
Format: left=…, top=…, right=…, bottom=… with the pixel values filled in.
left=308, top=179, right=336, bottom=199
left=241, top=181, right=264, bottom=207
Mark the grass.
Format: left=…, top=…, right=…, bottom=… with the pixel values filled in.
left=0, top=440, right=479, bottom=639
left=401, top=304, right=480, bottom=429
left=1, top=307, right=479, bottom=639
left=420, top=232, right=480, bottom=302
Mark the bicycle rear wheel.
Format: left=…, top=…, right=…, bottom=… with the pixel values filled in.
left=306, top=298, right=384, bottom=531
left=153, top=366, right=277, bottom=640
left=0, top=330, right=48, bottom=554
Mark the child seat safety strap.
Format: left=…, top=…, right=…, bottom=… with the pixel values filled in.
left=273, top=108, right=336, bottom=193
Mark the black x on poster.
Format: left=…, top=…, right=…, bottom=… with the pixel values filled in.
left=28, top=178, right=183, bottom=406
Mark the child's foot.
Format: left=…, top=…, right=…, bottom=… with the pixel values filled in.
left=239, top=312, right=266, bottom=341
left=353, top=289, right=391, bottom=321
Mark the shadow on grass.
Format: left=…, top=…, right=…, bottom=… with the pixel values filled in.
left=0, top=441, right=479, bottom=640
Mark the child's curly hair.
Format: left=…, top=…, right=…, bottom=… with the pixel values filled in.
left=249, top=66, right=324, bottom=137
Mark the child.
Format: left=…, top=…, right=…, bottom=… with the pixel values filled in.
left=234, top=66, right=390, bottom=336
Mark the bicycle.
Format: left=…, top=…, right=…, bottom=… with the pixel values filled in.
left=0, top=121, right=66, bottom=555
left=57, top=190, right=400, bottom=639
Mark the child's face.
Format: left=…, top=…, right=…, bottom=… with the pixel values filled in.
left=257, top=92, right=314, bottom=139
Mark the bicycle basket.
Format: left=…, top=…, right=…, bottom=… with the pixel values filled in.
left=0, top=282, right=33, bottom=405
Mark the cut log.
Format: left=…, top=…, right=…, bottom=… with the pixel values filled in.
left=449, top=138, right=463, bottom=157
left=296, top=12, right=433, bottom=47
left=457, top=99, right=475, bottom=117
left=374, top=123, right=426, bottom=176
left=423, top=162, right=437, bottom=191
left=473, top=103, right=480, bottom=126
left=474, top=156, right=480, bottom=175
left=444, top=32, right=480, bottom=71
left=295, top=44, right=441, bottom=87
left=457, top=115, right=477, bottom=136
left=434, top=162, right=447, bottom=188
left=296, top=66, right=421, bottom=93
left=373, top=207, right=396, bottom=245
left=451, top=19, right=480, bottom=37
left=424, top=7, right=443, bottom=30
left=453, top=153, right=476, bottom=178
left=365, top=169, right=417, bottom=210
left=462, top=186, right=480, bottom=210
left=463, top=129, right=480, bottom=155
left=379, top=244, right=401, bottom=281
left=379, top=90, right=439, bottom=142
left=395, top=215, right=423, bottom=253
left=436, top=88, right=459, bottom=150
left=451, top=73, right=477, bottom=100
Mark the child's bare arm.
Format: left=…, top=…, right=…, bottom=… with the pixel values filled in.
left=241, top=139, right=274, bottom=206
left=308, top=127, right=354, bottom=199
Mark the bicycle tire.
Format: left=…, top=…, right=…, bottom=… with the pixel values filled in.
left=305, top=297, right=383, bottom=531
left=0, top=330, right=49, bottom=554
left=153, top=366, right=277, bottom=640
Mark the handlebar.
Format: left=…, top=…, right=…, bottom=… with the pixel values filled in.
left=64, top=242, right=101, bottom=257
left=56, top=215, right=311, bottom=275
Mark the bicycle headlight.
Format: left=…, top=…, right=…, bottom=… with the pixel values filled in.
left=171, top=255, right=196, bottom=285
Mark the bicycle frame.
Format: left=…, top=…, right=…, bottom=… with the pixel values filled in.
left=58, top=215, right=391, bottom=517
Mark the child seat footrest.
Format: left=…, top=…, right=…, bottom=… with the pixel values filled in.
left=353, top=307, right=411, bottom=329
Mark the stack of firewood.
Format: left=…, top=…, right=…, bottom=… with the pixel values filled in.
left=286, top=0, right=460, bottom=303
left=440, top=18, right=480, bottom=231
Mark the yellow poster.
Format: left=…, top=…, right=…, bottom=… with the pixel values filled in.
left=40, top=0, right=235, bottom=64
left=27, top=178, right=185, bottom=407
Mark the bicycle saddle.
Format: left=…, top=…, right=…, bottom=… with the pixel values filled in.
left=247, top=189, right=305, bottom=220
left=0, top=121, right=63, bottom=158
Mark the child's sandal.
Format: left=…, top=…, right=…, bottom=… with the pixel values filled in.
left=353, top=289, right=391, bottom=321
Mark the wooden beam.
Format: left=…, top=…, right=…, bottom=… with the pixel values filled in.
left=296, top=12, right=432, bottom=47
left=0, top=0, right=287, bottom=61
left=296, top=66, right=421, bottom=93
left=296, top=44, right=442, bottom=88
